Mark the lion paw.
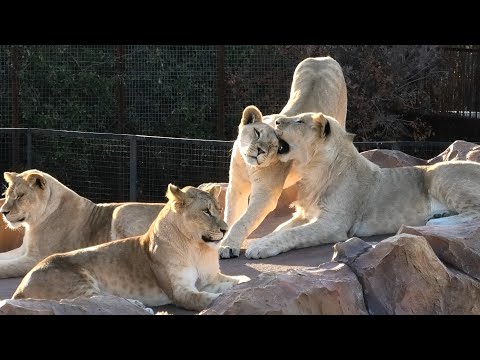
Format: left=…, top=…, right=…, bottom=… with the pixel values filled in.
left=219, top=245, right=240, bottom=259
left=232, top=275, right=251, bottom=284
left=126, top=298, right=145, bottom=308
left=245, top=244, right=279, bottom=259
left=126, top=298, right=154, bottom=314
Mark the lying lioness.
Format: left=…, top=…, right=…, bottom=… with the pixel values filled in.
left=0, top=169, right=165, bottom=278
left=13, top=184, right=250, bottom=311
left=245, top=106, right=480, bottom=259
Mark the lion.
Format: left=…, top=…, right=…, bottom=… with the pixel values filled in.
left=12, top=184, right=250, bottom=311
left=220, top=56, right=348, bottom=258
left=0, top=169, right=165, bottom=278
left=244, top=110, right=480, bottom=259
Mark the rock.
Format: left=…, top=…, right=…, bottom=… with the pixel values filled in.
left=332, top=237, right=373, bottom=263
left=361, top=149, right=427, bottom=168
left=347, top=233, right=480, bottom=315
left=398, top=213, right=480, bottom=282
left=200, top=262, right=368, bottom=315
left=0, top=295, right=154, bottom=315
left=428, top=140, right=480, bottom=164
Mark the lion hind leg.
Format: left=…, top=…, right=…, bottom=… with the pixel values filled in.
left=13, top=266, right=101, bottom=300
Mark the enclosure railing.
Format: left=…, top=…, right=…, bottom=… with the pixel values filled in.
left=0, top=128, right=456, bottom=204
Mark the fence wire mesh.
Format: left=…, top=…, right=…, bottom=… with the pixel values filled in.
left=1, top=45, right=479, bottom=142
left=136, top=137, right=232, bottom=202
left=124, top=45, right=218, bottom=138
left=0, top=128, right=470, bottom=204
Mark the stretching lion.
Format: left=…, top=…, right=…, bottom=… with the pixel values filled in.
left=220, top=56, right=348, bottom=258
left=0, top=169, right=165, bottom=278
left=13, top=184, right=250, bottom=311
left=245, top=108, right=480, bottom=259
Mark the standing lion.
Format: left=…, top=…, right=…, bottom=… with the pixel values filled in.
left=220, top=56, right=348, bottom=258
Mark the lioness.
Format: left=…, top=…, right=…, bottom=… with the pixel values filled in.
left=13, top=184, right=250, bottom=311
left=245, top=109, right=480, bottom=259
left=220, top=56, right=348, bottom=258
left=0, top=169, right=164, bottom=278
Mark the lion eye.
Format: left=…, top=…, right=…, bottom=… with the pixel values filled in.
left=203, top=209, right=211, bottom=216
left=295, top=119, right=303, bottom=124
left=16, top=194, right=24, bottom=200
left=254, top=129, right=260, bottom=138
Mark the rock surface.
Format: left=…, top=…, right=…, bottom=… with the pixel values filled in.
left=345, top=234, right=480, bottom=315
left=201, top=262, right=368, bottom=315
left=361, top=149, right=427, bottom=168
left=0, top=295, right=154, bottom=315
left=428, top=140, right=480, bottom=164
left=398, top=213, right=480, bottom=282
left=332, top=237, right=373, bottom=263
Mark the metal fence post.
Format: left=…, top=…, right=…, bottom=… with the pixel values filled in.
left=129, top=136, right=137, bottom=201
left=115, top=45, right=126, bottom=133
left=216, top=45, right=225, bottom=140
left=10, top=46, right=22, bottom=170
left=26, top=129, right=32, bottom=168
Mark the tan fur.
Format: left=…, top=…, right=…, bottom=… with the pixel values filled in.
left=0, top=169, right=164, bottom=278
left=12, top=185, right=249, bottom=311
left=245, top=112, right=480, bottom=259
left=220, top=56, right=348, bottom=258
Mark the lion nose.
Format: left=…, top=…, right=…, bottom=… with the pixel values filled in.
left=258, top=148, right=266, bottom=155
left=220, top=228, right=227, bottom=235
left=275, top=119, right=282, bottom=126
left=1, top=211, right=9, bottom=216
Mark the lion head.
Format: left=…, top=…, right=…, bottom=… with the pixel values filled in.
left=237, top=105, right=289, bottom=168
left=274, top=112, right=353, bottom=165
left=166, top=184, right=228, bottom=248
left=1, top=170, right=50, bottom=229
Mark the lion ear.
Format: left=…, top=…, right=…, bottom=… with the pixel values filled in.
left=3, top=172, right=17, bottom=185
left=24, top=172, right=46, bottom=189
left=312, top=113, right=331, bottom=138
left=197, top=183, right=222, bottom=200
left=166, top=183, right=186, bottom=206
left=207, top=185, right=222, bottom=200
left=240, top=105, right=263, bottom=126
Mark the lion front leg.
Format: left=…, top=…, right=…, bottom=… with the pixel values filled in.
left=246, top=217, right=349, bottom=259
left=219, top=174, right=285, bottom=259
left=224, top=146, right=251, bottom=227
left=0, top=255, right=39, bottom=279
left=200, top=272, right=250, bottom=293
left=224, top=178, right=251, bottom=228
left=170, top=268, right=220, bottom=312
left=273, top=212, right=308, bottom=232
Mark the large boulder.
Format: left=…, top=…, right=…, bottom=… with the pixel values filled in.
left=361, top=149, right=427, bottom=168
left=0, top=295, right=154, bottom=315
left=428, top=140, right=480, bottom=164
left=398, top=213, right=480, bottom=282
left=339, top=234, right=480, bottom=315
left=200, top=262, right=368, bottom=315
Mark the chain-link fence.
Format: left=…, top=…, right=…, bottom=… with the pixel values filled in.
left=0, top=128, right=461, bottom=203
left=0, top=128, right=233, bottom=203
left=1, top=45, right=479, bottom=141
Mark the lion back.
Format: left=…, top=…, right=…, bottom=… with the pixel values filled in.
left=280, top=56, right=348, bottom=128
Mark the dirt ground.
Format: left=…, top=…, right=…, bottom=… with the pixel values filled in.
left=0, top=211, right=388, bottom=315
